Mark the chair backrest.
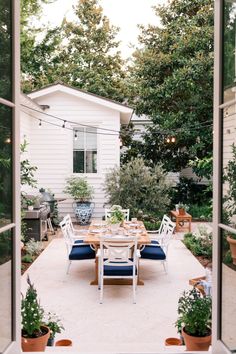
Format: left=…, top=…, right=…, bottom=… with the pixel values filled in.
left=104, top=208, right=130, bottom=221
left=159, top=214, right=170, bottom=234
left=160, top=219, right=176, bottom=249
left=64, top=214, right=75, bottom=234
left=60, top=217, right=75, bottom=255
left=100, top=236, right=137, bottom=269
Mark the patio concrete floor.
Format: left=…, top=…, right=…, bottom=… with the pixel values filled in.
left=21, top=222, right=208, bottom=353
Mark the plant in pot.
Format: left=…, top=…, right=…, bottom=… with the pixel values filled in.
left=108, top=205, right=125, bottom=233
left=176, top=287, right=212, bottom=351
left=43, top=312, right=64, bottom=346
left=63, top=177, right=94, bottom=225
left=176, top=202, right=189, bottom=215
left=25, top=197, right=36, bottom=211
left=21, top=276, right=50, bottom=352
left=226, top=233, right=236, bottom=265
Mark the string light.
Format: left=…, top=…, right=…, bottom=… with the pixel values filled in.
left=39, top=119, right=42, bottom=128
left=74, top=130, right=78, bottom=141
left=171, top=136, right=176, bottom=143
left=62, top=120, right=66, bottom=129
left=5, top=137, right=11, bottom=143
left=166, top=137, right=170, bottom=143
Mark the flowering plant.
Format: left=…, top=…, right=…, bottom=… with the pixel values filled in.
left=43, top=312, right=64, bottom=339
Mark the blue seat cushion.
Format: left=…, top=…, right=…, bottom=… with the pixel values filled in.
left=103, top=260, right=137, bottom=276
left=74, top=239, right=84, bottom=244
left=140, top=245, right=166, bottom=260
left=151, top=240, right=159, bottom=245
left=69, top=245, right=95, bottom=260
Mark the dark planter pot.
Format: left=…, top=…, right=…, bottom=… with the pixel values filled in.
left=73, top=201, right=95, bottom=225
left=47, top=337, right=54, bottom=346
left=182, top=327, right=211, bottom=352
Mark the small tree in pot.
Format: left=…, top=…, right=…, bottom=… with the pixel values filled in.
left=21, top=276, right=50, bottom=352
left=176, top=287, right=212, bottom=351
left=63, top=177, right=94, bottom=225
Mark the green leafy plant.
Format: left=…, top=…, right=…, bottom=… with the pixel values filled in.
left=63, top=177, right=94, bottom=202
left=223, top=144, right=236, bottom=218
left=176, top=288, right=212, bottom=337
left=108, top=205, right=125, bottom=224
left=43, top=312, right=64, bottom=339
left=183, top=225, right=212, bottom=258
left=176, top=202, right=189, bottom=211
left=104, top=158, right=172, bottom=218
left=21, top=254, right=34, bottom=263
left=25, top=197, right=36, bottom=207
left=25, top=238, right=43, bottom=257
left=21, top=276, right=45, bottom=338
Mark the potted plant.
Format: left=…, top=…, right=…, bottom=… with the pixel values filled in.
left=176, top=202, right=189, bottom=215
left=21, top=276, right=50, bottom=352
left=108, top=205, right=125, bottom=233
left=26, top=197, right=36, bottom=211
left=176, top=287, right=212, bottom=351
left=226, top=234, right=236, bottom=265
left=43, top=312, right=64, bottom=346
left=63, top=177, right=94, bottom=225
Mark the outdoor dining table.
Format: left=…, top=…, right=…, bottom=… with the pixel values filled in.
left=84, top=220, right=150, bottom=285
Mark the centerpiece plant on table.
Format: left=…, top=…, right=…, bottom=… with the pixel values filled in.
left=176, top=287, right=212, bottom=351
left=108, top=205, right=125, bottom=232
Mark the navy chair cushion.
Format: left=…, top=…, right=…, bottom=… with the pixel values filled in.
left=74, top=239, right=84, bottom=244
left=140, top=245, right=166, bottom=260
left=151, top=240, right=159, bottom=245
left=104, top=264, right=137, bottom=276
left=69, top=245, right=95, bottom=260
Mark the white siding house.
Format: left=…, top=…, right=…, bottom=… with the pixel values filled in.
left=20, top=83, right=133, bottom=219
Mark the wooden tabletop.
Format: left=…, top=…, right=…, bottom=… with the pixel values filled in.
left=84, top=220, right=150, bottom=246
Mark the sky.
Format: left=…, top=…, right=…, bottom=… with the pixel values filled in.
left=42, top=0, right=167, bottom=58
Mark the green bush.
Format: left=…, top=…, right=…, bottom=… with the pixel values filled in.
left=104, top=158, right=172, bottom=219
left=22, top=254, right=34, bottom=263
left=143, top=220, right=161, bottom=231
left=183, top=225, right=212, bottom=258
left=188, top=203, right=212, bottom=221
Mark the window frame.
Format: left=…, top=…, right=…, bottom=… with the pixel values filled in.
left=73, top=126, right=98, bottom=174
left=0, top=0, right=21, bottom=353
left=213, top=1, right=236, bottom=353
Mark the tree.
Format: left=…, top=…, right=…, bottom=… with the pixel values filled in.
left=62, top=0, right=127, bottom=101
left=103, top=158, right=172, bottom=218
left=21, top=0, right=64, bottom=92
left=21, top=0, right=128, bottom=102
left=129, top=0, right=214, bottom=173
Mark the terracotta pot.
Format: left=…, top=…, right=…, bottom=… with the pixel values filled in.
left=182, top=328, right=211, bottom=351
left=21, top=325, right=50, bottom=352
left=165, top=337, right=182, bottom=346
left=178, top=208, right=185, bottom=215
left=227, top=236, right=236, bottom=265
left=55, top=339, right=72, bottom=346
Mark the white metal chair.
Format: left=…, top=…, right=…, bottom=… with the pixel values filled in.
left=140, top=217, right=175, bottom=273
left=59, top=216, right=95, bottom=274
left=105, top=208, right=130, bottom=221
left=98, top=235, right=139, bottom=304
left=63, top=214, right=88, bottom=242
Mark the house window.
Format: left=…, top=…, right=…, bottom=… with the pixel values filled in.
left=73, top=127, right=97, bottom=173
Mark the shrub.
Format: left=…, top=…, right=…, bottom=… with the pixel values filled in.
left=22, top=254, right=34, bottom=263
left=63, top=177, right=94, bottom=202
left=104, top=158, right=172, bottom=218
left=188, top=203, right=212, bottom=221
left=25, top=238, right=43, bottom=257
left=143, top=220, right=161, bottom=231
left=183, top=225, right=212, bottom=258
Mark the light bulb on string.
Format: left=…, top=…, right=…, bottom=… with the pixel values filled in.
left=166, top=137, right=170, bottom=143
left=39, top=119, right=42, bottom=128
left=74, top=130, right=78, bottom=141
left=171, top=136, right=176, bottom=143
left=62, top=120, right=66, bottom=129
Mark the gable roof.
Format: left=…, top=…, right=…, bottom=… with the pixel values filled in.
left=28, top=83, right=133, bottom=124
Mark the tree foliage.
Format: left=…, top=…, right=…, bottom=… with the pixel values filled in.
left=103, top=158, right=172, bottom=218
left=21, top=0, right=128, bottom=101
left=128, top=0, right=214, bottom=172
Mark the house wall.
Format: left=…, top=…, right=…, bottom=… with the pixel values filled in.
left=20, top=91, right=121, bottom=219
